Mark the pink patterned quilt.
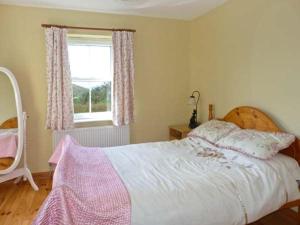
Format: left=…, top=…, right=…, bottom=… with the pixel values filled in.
left=33, top=135, right=131, bottom=225
left=0, top=131, right=17, bottom=158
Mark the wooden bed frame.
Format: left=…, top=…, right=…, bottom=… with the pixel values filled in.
left=0, top=117, right=18, bottom=170
left=208, top=105, right=300, bottom=224
left=0, top=117, right=18, bottom=129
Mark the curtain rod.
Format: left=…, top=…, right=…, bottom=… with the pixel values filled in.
left=41, top=24, right=136, bottom=33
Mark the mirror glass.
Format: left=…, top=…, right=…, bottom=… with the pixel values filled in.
left=0, top=71, right=18, bottom=170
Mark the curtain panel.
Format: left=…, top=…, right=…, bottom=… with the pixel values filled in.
left=112, top=31, right=135, bottom=126
left=45, top=27, right=74, bottom=130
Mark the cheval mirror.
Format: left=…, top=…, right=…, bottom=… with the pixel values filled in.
left=0, top=67, right=38, bottom=191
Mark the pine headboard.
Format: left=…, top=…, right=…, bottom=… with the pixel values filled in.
left=208, top=105, right=300, bottom=165
left=0, top=117, right=18, bottom=129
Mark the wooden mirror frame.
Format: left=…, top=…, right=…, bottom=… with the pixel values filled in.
left=208, top=105, right=300, bottom=165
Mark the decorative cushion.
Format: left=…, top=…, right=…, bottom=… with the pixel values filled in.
left=188, top=120, right=240, bottom=144
left=216, top=129, right=295, bottom=159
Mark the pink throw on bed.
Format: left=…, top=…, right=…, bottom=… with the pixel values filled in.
left=0, top=132, right=17, bottom=158
left=33, top=135, right=131, bottom=225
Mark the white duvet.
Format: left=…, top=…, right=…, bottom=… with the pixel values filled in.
left=104, top=137, right=300, bottom=225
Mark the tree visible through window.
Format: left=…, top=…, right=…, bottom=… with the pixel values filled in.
left=68, top=35, right=112, bottom=121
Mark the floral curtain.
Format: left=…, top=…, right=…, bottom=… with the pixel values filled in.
left=45, top=27, right=74, bottom=130
left=112, top=31, right=135, bottom=126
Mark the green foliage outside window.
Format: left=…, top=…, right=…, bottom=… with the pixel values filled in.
left=73, top=82, right=111, bottom=113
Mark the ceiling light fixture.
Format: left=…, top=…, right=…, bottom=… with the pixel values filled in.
left=115, top=0, right=147, bottom=5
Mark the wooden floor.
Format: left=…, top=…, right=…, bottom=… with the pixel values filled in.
left=0, top=174, right=298, bottom=225
left=0, top=174, right=52, bottom=225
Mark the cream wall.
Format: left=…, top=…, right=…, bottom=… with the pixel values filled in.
left=0, top=5, right=190, bottom=172
left=2, top=0, right=300, bottom=173
left=0, top=72, right=17, bottom=124
left=190, top=0, right=300, bottom=136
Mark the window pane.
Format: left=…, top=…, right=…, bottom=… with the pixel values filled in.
left=68, top=36, right=113, bottom=121
left=69, top=45, right=112, bottom=81
left=91, top=82, right=111, bottom=112
left=69, top=46, right=90, bottom=80
left=72, top=81, right=111, bottom=114
left=73, top=83, right=89, bottom=113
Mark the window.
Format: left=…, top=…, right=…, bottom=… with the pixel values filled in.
left=68, top=35, right=113, bottom=122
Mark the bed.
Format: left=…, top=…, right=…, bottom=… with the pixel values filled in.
left=34, top=106, right=300, bottom=225
left=0, top=117, right=18, bottom=170
left=210, top=106, right=300, bottom=213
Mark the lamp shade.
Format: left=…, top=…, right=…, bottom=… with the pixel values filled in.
left=188, top=96, right=196, bottom=105
left=188, top=90, right=200, bottom=128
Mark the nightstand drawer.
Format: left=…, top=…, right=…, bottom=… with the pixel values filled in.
left=169, top=125, right=191, bottom=140
left=169, top=128, right=182, bottom=140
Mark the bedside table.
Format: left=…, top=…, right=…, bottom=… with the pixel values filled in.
left=169, top=124, right=192, bottom=140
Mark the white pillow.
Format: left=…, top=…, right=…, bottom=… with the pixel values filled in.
left=216, top=129, right=295, bottom=159
left=188, top=120, right=240, bottom=144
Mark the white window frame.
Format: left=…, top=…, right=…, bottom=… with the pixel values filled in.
left=68, top=35, right=113, bottom=123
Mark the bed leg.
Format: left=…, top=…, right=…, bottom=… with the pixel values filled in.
left=298, top=206, right=300, bottom=225
left=208, top=104, right=214, bottom=120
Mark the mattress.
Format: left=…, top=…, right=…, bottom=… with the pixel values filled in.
left=104, top=137, right=300, bottom=225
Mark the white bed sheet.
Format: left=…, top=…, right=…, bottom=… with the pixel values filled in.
left=0, top=128, right=17, bottom=135
left=104, top=137, right=300, bottom=225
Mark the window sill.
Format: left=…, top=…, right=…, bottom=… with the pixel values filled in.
left=74, top=118, right=113, bottom=128
left=74, top=118, right=112, bottom=124
left=74, top=112, right=112, bottom=124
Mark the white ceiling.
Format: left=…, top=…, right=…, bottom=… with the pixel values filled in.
left=0, top=0, right=228, bottom=20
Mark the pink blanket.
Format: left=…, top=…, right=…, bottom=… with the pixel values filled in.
left=0, top=132, right=17, bottom=158
left=33, top=135, right=131, bottom=225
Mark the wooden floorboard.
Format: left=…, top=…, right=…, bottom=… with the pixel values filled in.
left=0, top=174, right=298, bottom=225
left=0, top=174, right=52, bottom=225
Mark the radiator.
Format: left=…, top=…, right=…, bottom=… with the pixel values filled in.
left=52, top=125, right=130, bottom=148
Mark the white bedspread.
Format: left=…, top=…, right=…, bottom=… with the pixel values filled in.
left=104, top=137, right=300, bottom=225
